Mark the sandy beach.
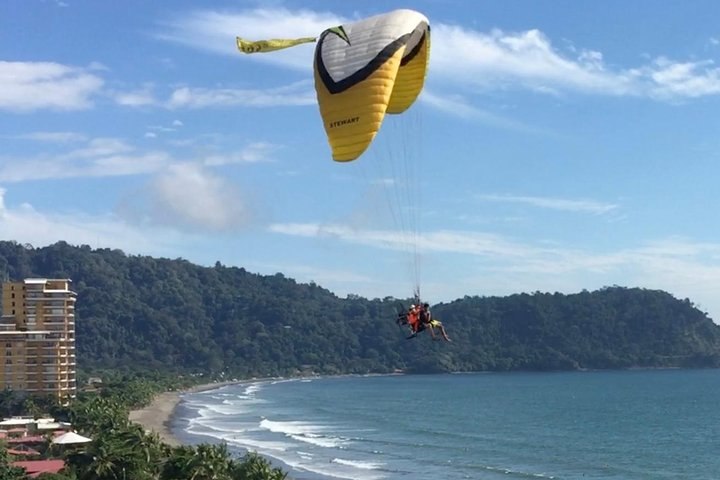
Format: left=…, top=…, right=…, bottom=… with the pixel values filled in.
left=128, top=381, right=238, bottom=446
left=128, top=374, right=387, bottom=449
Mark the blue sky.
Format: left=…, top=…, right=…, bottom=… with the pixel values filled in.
left=4, top=1, right=720, bottom=321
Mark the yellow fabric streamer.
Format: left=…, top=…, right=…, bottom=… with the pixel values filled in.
left=236, top=36, right=316, bottom=54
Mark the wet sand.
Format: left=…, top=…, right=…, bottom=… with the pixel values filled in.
left=128, top=381, right=238, bottom=446
left=128, top=376, right=363, bottom=480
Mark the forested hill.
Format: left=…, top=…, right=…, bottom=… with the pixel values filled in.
left=1, top=241, right=720, bottom=376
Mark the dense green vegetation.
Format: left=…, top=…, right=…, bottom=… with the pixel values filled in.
left=2, top=240, right=720, bottom=378
left=0, top=374, right=287, bottom=479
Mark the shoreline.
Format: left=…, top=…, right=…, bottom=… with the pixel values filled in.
left=127, top=378, right=332, bottom=480
left=128, top=380, right=240, bottom=446
left=128, top=369, right=670, bottom=448
left=127, top=374, right=402, bottom=480
left=127, top=373, right=399, bottom=480
left=128, top=373, right=401, bottom=447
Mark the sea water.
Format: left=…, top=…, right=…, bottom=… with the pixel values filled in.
left=172, top=370, right=720, bottom=480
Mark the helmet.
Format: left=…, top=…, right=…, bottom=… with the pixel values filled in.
left=410, top=304, right=416, bottom=309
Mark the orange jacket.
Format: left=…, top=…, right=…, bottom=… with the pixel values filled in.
left=407, top=306, right=419, bottom=327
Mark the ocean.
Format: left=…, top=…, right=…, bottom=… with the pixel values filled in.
left=171, top=370, right=720, bottom=480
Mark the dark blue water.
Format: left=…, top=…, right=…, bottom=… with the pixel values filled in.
left=173, top=370, right=720, bottom=479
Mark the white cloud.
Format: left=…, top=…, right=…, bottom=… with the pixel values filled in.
left=65, top=138, right=134, bottom=158
left=644, top=57, right=720, bottom=99
left=0, top=151, right=171, bottom=182
left=202, top=142, right=277, bottom=166
left=166, top=82, right=316, bottom=108
left=431, top=24, right=720, bottom=100
left=0, top=61, right=104, bottom=112
left=162, top=8, right=720, bottom=102
left=421, top=90, right=549, bottom=132
left=0, top=144, right=264, bottom=232
left=421, top=90, right=493, bottom=119
left=268, top=221, right=720, bottom=320
left=396, top=231, right=710, bottom=287
left=0, top=188, right=194, bottom=255
left=0, top=187, right=5, bottom=218
left=3, top=132, right=87, bottom=143
left=0, top=137, right=170, bottom=182
left=157, top=8, right=344, bottom=69
left=427, top=26, right=634, bottom=96
left=269, top=223, right=536, bottom=258
left=477, top=194, right=618, bottom=214
left=133, top=163, right=256, bottom=232
left=146, top=124, right=179, bottom=134
left=0, top=136, right=275, bottom=183
left=113, top=85, right=157, bottom=106
left=144, top=124, right=179, bottom=141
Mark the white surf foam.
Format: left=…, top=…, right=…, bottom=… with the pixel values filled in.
left=332, top=458, right=384, bottom=470
left=259, top=418, right=347, bottom=448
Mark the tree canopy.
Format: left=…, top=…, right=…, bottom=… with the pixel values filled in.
left=1, top=240, right=719, bottom=378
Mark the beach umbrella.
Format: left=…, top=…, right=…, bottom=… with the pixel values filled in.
left=52, top=431, right=92, bottom=444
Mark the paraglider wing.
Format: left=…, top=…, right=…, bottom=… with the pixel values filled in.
left=313, top=9, right=430, bottom=162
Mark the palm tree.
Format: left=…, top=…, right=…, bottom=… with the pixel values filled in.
left=114, top=426, right=163, bottom=479
left=70, top=397, right=129, bottom=437
left=65, top=441, right=123, bottom=480
left=160, top=443, right=232, bottom=480
left=230, top=452, right=288, bottom=480
left=160, top=445, right=197, bottom=480
left=64, top=432, right=145, bottom=480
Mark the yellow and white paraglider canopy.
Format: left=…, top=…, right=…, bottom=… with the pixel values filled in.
left=314, top=10, right=430, bottom=162
left=237, top=9, right=430, bottom=162
left=236, top=9, right=430, bottom=295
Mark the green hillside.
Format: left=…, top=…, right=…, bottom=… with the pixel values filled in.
left=2, top=240, right=719, bottom=377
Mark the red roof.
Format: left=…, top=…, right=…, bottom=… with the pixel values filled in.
left=7, top=435, right=46, bottom=444
left=7, top=448, right=40, bottom=456
left=12, top=459, right=64, bottom=477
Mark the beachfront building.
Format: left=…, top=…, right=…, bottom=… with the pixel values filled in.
left=0, top=279, right=77, bottom=404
